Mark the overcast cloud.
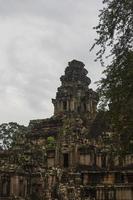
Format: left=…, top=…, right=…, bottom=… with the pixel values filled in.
left=0, top=0, right=104, bottom=125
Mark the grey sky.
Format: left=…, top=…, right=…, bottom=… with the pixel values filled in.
left=0, top=0, right=104, bottom=125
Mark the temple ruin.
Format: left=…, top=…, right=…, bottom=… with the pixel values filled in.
left=0, top=60, right=133, bottom=200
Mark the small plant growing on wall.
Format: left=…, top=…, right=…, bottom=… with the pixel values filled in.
left=47, top=136, right=56, bottom=148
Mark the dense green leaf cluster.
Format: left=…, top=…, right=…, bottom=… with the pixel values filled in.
left=92, top=0, right=133, bottom=64
left=0, top=122, right=27, bottom=150
left=92, top=0, right=133, bottom=154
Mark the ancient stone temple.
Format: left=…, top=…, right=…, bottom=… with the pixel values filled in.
left=52, top=60, right=97, bottom=119
left=0, top=60, right=133, bottom=200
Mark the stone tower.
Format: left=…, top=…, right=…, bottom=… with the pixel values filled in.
left=52, top=60, right=98, bottom=120
left=0, top=60, right=132, bottom=200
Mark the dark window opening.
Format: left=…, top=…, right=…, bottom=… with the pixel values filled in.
left=19, top=180, right=25, bottom=197
left=1, top=180, right=10, bottom=197
left=115, top=173, right=124, bottom=183
left=81, top=173, right=84, bottom=184
left=63, top=153, right=69, bottom=168
left=127, top=174, right=133, bottom=183
left=102, top=155, right=106, bottom=168
left=77, top=106, right=80, bottom=112
left=63, top=101, right=67, bottom=110
left=84, top=103, right=86, bottom=111
left=83, top=187, right=96, bottom=198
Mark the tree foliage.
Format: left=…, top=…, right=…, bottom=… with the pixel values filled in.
left=0, top=122, right=27, bottom=150
left=92, top=0, right=133, bottom=64
left=92, top=0, right=133, bottom=153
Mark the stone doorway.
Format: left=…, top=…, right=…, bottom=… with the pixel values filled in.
left=63, top=153, right=69, bottom=168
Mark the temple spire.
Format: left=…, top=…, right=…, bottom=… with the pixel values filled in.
left=52, top=60, right=98, bottom=119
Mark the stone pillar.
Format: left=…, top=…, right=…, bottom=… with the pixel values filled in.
left=72, top=99, right=75, bottom=111
left=101, top=188, right=105, bottom=200
left=10, top=176, right=19, bottom=196
left=96, top=155, right=102, bottom=167
left=67, top=100, right=69, bottom=111
left=97, top=189, right=102, bottom=200
left=24, top=178, right=27, bottom=197
left=116, top=188, right=119, bottom=200
left=83, top=174, right=88, bottom=185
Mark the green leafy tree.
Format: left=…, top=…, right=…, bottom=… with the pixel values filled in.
left=91, top=0, right=133, bottom=64
left=0, top=122, right=27, bottom=150
left=92, top=0, right=133, bottom=155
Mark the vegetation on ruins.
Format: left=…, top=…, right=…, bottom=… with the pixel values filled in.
left=0, top=58, right=132, bottom=199
left=0, top=122, right=27, bottom=150
left=47, top=136, right=56, bottom=148
left=0, top=122, right=47, bottom=200
left=92, top=0, right=133, bottom=155
left=0, top=1, right=133, bottom=199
